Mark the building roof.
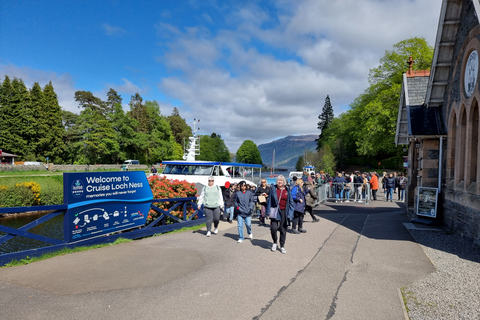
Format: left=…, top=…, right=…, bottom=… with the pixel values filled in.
left=425, top=0, right=480, bottom=107
left=0, top=151, right=18, bottom=158
left=395, top=73, right=431, bottom=145
left=408, top=105, right=446, bottom=137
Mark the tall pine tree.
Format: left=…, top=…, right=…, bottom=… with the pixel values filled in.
left=316, top=95, right=334, bottom=150
left=41, top=82, right=66, bottom=163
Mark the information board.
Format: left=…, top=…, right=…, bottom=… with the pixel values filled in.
left=64, top=171, right=153, bottom=242
left=416, top=187, right=438, bottom=218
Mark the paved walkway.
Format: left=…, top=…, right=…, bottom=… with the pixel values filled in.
left=0, top=195, right=434, bottom=320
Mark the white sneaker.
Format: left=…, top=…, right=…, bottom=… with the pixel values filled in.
left=237, top=239, right=243, bottom=243
left=271, top=243, right=277, bottom=251
left=345, top=200, right=350, bottom=202
left=335, top=200, right=338, bottom=203
left=206, top=231, right=211, bottom=237
left=248, top=233, right=253, bottom=239
left=213, top=228, right=218, bottom=234
left=280, top=247, right=286, bottom=254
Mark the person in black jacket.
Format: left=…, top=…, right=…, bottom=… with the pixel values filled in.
left=223, top=182, right=236, bottom=223
left=385, top=173, right=396, bottom=202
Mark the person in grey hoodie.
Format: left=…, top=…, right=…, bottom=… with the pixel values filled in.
left=234, top=181, right=254, bottom=243
left=197, top=176, right=224, bottom=237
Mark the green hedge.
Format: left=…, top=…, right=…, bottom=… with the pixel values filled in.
left=0, top=176, right=63, bottom=207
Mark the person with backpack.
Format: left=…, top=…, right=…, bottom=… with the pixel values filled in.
left=291, top=178, right=308, bottom=234
left=197, top=176, right=224, bottom=237
left=304, top=180, right=320, bottom=222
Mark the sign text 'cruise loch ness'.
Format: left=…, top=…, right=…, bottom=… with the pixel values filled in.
left=63, top=171, right=153, bottom=242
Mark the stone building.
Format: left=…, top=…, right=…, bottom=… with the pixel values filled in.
left=396, top=0, right=480, bottom=245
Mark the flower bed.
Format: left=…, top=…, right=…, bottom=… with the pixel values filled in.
left=147, top=176, right=197, bottom=225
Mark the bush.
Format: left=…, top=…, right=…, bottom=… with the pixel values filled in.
left=0, top=185, right=36, bottom=207
left=147, top=176, right=197, bottom=225
left=40, top=182, right=64, bottom=205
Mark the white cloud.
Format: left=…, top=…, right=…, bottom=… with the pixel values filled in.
left=155, top=0, right=441, bottom=152
left=102, top=23, right=126, bottom=36
left=0, top=64, right=78, bottom=113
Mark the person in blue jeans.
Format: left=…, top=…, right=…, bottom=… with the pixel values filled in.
left=223, top=182, right=236, bottom=223
left=234, top=181, right=254, bottom=243
left=332, top=172, right=347, bottom=203
left=385, top=173, right=396, bottom=202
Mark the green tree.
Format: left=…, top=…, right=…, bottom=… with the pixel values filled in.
left=10, top=78, right=30, bottom=157
left=316, top=95, right=334, bottom=150
left=197, top=133, right=230, bottom=161
left=236, top=140, right=262, bottom=164
left=129, top=93, right=148, bottom=134
left=168, top=107, right=192, bottom=145
left=40, top=82, right=66, bottom=163
left=29, top=82, right=45, bottom=159
left=321, top=37, right=433, bottom=163
left=62, top=110, right=83, bottom=164
left=295, top=155, right=304, bottom=171
left=318, top=145, right=335, bottom=176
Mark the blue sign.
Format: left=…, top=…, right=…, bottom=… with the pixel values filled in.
left=64, top=171, right=153, bottom=242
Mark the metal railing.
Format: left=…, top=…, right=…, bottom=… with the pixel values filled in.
left=321, top=183, right=371, bottom=205
left=0, top=197, right=205, bottom=266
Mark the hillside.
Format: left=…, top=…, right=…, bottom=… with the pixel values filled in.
left=258, top=134, right=317, bottom=169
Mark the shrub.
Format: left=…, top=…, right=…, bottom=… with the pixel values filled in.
left=16, top=181, right=41, bottom=205
left=147, top=176, right=197, bottom=225
left=0, top=185, right=36, bottom=207
left=40, top=182, right=64, bottom=205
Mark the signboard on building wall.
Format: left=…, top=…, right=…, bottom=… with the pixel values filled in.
left=416, top=187, right=438, bottom=218
left=403, top=156, right=408, bottom=169
left=63, top=171, right=153, bottom=243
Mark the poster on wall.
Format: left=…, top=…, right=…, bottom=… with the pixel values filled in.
left=63, top=171, right=153, bottom=243
left=416, top=187, right=438, bottom=218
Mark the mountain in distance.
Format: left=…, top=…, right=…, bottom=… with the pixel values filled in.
left=258, top=134, right=318, bottom=170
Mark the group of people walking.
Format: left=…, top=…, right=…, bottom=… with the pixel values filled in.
left=197, top=170, right=407, bottom=254
left=197, top=174, right=320, bottom=254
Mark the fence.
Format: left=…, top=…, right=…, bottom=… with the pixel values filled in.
left=0, top=197, right=205, bottom=266
left=320, top=183, right=371, bottom=205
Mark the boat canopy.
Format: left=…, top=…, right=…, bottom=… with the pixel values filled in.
left=162, top=161, right=262, bottom=168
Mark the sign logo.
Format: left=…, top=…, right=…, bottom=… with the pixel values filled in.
left=71, top=179, right=84, bottom=198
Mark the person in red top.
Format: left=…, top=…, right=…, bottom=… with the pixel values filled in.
left=369, top=171, right=379, bottom=201
left=266, top=175, right=294, bottom=254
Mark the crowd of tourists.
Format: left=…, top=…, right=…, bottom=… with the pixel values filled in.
left=197, top=170, right=407, bottom=254
left=327, top=170, right=408, bottom=203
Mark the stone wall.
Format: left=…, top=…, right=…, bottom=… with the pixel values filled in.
left=444, top=188, right=480, bottom=246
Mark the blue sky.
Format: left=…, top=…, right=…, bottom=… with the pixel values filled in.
left=0, top=0, right=442, bottom=152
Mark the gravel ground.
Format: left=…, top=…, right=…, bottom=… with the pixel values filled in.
left=403, top=229, right=480, bottom=320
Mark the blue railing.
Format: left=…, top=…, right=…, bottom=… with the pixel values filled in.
left=0, top=197, right=205, bottom=266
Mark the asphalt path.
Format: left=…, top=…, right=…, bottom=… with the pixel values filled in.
left=0, top=196, right=434, bottom=320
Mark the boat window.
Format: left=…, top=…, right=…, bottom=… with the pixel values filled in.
left=192, top=166, right=213, bottom=175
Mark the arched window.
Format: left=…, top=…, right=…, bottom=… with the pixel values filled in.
left=468, top=101, right=479, bottom=189
left=447, top=111, right=457, bottom=183
left=456, top=107, right=467, bottom=187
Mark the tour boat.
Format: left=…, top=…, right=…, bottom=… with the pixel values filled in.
left=158, top=119, right=262, bottom=189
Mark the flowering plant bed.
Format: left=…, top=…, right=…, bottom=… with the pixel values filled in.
left=147, top=176, right=197, bottom=225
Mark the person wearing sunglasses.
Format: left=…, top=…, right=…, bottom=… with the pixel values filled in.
left=197, top=176, right=224, bottom=237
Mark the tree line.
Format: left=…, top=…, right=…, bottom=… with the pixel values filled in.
left=0, top=76, right=264, bottom=166
left=306, top=37, right=434, bottom=174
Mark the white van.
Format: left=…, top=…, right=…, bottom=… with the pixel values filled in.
left=122, top=160, right=139, bottom=171
left=123, top=160, right=140, bottom=165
